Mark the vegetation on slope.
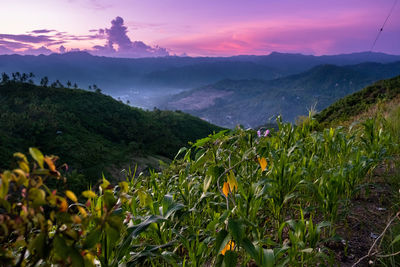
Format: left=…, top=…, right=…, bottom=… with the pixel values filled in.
left=0, top=79, right=222, bottom=191
left=1, top=111, right=399, bottom=266
left=316, top=75, right=400, bottom=127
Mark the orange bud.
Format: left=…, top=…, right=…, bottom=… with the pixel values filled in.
left=222, top=182, right=229, bottom=197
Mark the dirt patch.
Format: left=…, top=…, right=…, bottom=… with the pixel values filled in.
left=331, top=164, right=399, bottom=266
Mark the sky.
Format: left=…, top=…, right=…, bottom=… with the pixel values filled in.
left=0, top=0, right=399, bottom=57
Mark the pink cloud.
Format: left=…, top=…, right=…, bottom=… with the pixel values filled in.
left=91, top=16, right=169, bottom=57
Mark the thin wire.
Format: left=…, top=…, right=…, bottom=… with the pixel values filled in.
left=370, top=0, right=398, bottom=52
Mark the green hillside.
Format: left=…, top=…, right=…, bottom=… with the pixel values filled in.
left=315, top=75, right=400, bottom=126
left=0, top=80, right=222, bottom=189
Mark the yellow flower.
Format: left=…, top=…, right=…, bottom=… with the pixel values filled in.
left=221, top=240, right=235, bottom=255
left=258, top=157, right=267, bottom=171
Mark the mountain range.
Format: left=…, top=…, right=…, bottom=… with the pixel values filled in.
left=1, top=51, right=400, bottom=126
left=162, top=61, right=400, bottom=128
left=1, top=51, right=399, bottom=92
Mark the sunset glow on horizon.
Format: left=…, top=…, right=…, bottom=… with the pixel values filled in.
left=1, top=0, right=399, bottom=57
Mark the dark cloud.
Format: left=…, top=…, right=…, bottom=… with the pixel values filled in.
left=0, top=40, right=31, bottom=49
left=0, top=34, right=54, bottom=43
left=59, top=45, right=66, bottom=53
left=29, top=29, right=56, bottom=34
left=48, top=40, right=67, bottom=46
left=92, top=16, right=169, bottom=58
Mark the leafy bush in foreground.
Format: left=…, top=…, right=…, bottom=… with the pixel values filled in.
left=0, top=116, right=396, bottom=266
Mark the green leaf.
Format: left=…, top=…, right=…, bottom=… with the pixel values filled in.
left=164, top=202, right=184, bottom=220
left=0, top=171, right=10, bottom=199
left=391, top=234, right=400, bottom=246
left=162, top=194, right=174, bottom=215
left=84, top=228, right=101, bottom=249
left=203, top=175, right=212, bottom=193
left=174, top=147, right=187, bottom=160
left=28, top=232, right=46, bottom=257
left=241, top=238, right=258, bottom=263
left=138, top=189, right=152, bottom=208
left=28, top=188, right=46, bottom=207
left=193, top=136, right=211, bottom=148
left=262, top=248, right=275, bottom=267
left=223, top=250, right=238, bottom=267
left=128, top=215, right=167, bottom=238
left=228, top=218, right=243, bottom=243
left=29, top=147, right=44, bottom=169
left=215, top=229, right=230, bottom=255
left=103, top=191, right=117, bottom=209
left=53, top=234, right=69, bottom=259
left=106, top=223, right=120, bottom=245
left=69, top=248, right=85, bottom=267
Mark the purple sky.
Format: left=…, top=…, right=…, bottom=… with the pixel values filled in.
left=0, top=0, right=399, bottom=57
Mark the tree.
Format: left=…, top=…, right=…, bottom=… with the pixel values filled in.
left=40, top=77, right=49, bottom=87
left=21, top=73, right=28, bottom=83
left=67, top=80, right=72, bottom=88
left=1, top=73, right=9, bottom=84
left=73, top=83, right=78, bottom=89
left=15, top=72, right=21, bottom=82
left=55, top=80, right=64, bottom=88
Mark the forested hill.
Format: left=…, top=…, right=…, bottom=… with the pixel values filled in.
left=0, top=80, right=222, bottom=188
left=316, top=74, right=400, bottom=126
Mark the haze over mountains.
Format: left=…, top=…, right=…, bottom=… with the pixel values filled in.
left=164, top=61, right=400, bottom=127
left=1, top=51, right=400, bottom=126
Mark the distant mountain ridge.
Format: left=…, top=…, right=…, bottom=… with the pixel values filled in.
left=162, top=61, right=400, bottom=128
left=0, top=51, right=399, bottom=95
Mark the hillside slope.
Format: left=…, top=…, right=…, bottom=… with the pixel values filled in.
left=0, top=81, right=222, bottom=188
left=163, top=61, right=400, bottom=128
left=315, top=75, right=400, bottom=126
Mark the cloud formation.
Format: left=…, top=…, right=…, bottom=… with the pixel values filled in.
left=92, top=16, right=169, bottom=57
left=0, top=16, right=169, bottom=57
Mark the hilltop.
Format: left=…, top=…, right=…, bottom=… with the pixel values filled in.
left=0, top=80, right=222, bottom=191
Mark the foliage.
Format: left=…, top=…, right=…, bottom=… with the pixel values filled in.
left=0, top=80, right=222, bottom=191
left=0, top=148, right=126, bottom=266
left=1, top=112, right=396, bottom=266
